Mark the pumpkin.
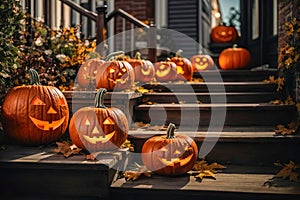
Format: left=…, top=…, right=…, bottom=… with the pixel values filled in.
left=77, top=58, right=105, bottom=88
left=211, top=25, right=238, bottom=43
left=190, top=51, right=215, bottom=71
left=154, top=59, right=177, bottom=82
left=1, top=69, right=69, bottom=146
left=218, top=44, right=251, bottom=70
left=69, top=88, right=128, bottom=152
left=141, top=123, right=198, bottom=176
left=170, top=50, right=193, bottom=81
left=127, top=52, right=155, bottom=83
left=96, top=51, right=135, bottom=91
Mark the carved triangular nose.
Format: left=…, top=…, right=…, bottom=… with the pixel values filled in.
left=47, top=106, right=57, bottom=114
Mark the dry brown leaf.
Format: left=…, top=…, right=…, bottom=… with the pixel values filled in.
left=121, top=139, right=134, bottom=152
left=193, top=159, right=225, bottom=182
left=53, top=141, right=82, bottom=158
left=274, top=121, right=299, bottom=136
left=272, top=161, right=300, bottom=182
left=135, top=87, right=150, bottom=93
left=124, top=163, right=152, bottom=181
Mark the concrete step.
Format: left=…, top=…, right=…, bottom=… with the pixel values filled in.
left=141, top=92, right=283, bottom=103
left=140, top=82, right=278, bottom=93
left=134, top=103, right=297, bottom=127
left=110, top=164, right=300, bottom=200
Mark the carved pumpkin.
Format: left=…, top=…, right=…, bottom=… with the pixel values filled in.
left=1, top=69, right=69, bottom=146
left=190, top=51, right=215, bottom=71
left=218, top=44, right=251, bottom=70
left=69, top=88, right=128, bottom=152
left=154, top=59, right=177, bottom=82
left=96, top=52, right=135, bottom=91
left=127, top=52, right=155, bottom=83
left=141, top=123, right=198, bottom=176
left=170, top=50, right=193, bottom=81
left=211, top=25, right=238, bottom=43
left=77, top=58, right=105, bottom=88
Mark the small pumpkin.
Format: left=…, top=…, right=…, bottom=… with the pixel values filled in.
left=170, top=50, right=193, bottom=81
left=211, top=25, right=238, bottom=43
left=69, top=88, right=128, bottom=152
left=141, top=123, right=198, bottom=176
left=218, top=44, right=251, bottom=70
left=96, top=51, right=135, bottom=91
left=154, top=59, right=177, bottom=82
left=77, top=58, right=105, bottom=88
left=1, top=69, right=69, bottom=146
left=127, top=52, right=155, bottom=83
left=190, top=51, right=215, bottom=71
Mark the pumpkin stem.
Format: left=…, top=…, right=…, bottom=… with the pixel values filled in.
left=134, top=52, right=142, bottom=59
left=175, top=49, right=183, bottom=57
left=198, top=50, right=203, bottom=55
left=105, top=51, right=125, bottom=61
left=233, top=44, right=238, bottom=48
left=95, top=88, right=107, bottom=108
left=166, top=123, right=176, bottom=139
left=29, top=68, right=41, bottom=85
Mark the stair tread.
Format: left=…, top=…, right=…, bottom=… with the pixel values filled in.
left=111, top=165, right=300, bottom=197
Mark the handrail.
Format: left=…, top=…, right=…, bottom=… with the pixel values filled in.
left=106, top=9, right=150, bottom=29
left=59, top=0, right=97, bottom=21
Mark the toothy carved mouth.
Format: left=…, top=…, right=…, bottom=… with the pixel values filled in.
left=29, top=116, right=66, bottom=131
left=176, top=66, right=185, bottom=75
left=158, top=154, right=194, bottom=167
left=108, top=78, right=128, bottom=84
left=83, top=131, right=115, bottom=144
left=141, top=68, right=151, bottom=76
left=156, top=66, right=171, bottom=77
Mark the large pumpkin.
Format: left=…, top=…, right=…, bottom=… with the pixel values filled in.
left=170, top=50, right=193, bottom=81
left=211, top=25, right=238, bottom=43
left=77, top=58, right=105, bottom=88
left=1, top=69, right=69, bottom=146
left=190, top=51, right=215, bottom=71
left=154, top=59, right=177, bottom=82
left=96, top=52, right=135, bottom=91
left=127, top=52, right=155, bottom=83
left=141, top=123, right=198, bottom=176
left=69, top=88, right=128, bottom=152
left=218, top=44, right=251, bottom=70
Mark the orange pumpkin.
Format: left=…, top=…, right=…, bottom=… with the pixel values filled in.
left=77, top=58, right=105, bottom=89
left=218, top=44, right=251, bottom=70
left=141, top=123, right=198, bottom=176
left=1, top=69, right=69, bottom=146
left=190, top=51, right=215, bottom=71
left=154, top=59, right=177, bottom=82
left=211, top=25, right=238, bottom=43
left=69, top=88, right=128, bottom=152
left=127, top=52, right=155, bottom=83
left=96, top=52, right=135, bottom=91
left=170, top=50, right=193, bottom=81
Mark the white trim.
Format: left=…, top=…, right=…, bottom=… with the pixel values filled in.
left=155, top=0, right=167, bottom=28
left=107, top=0, right=115, bottom=53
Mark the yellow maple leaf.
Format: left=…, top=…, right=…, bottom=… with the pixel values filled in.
left=193, top=159, right=225, bottom=182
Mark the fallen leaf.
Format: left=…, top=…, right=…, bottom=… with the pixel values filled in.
left=274, top=121, right=299, bottom=136
left=193, top=159, right=225, bottom=182
left=124, top=162, right=152, bottom=181
left=53, top=142, right=82, bottom=158
left=273, top=161, right=300, bottom=182
left=121, top=139, right=134, bottom=152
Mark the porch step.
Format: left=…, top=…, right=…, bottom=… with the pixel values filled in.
left=128, top=129, right=300, bottom=165
left=140, top=82, right=277, bottom=93
left=141, top=92, right=283, bottom=103
left=110, top=165, right=300, bottom=200
left=193, top=69, right=278, bottom=82
left=134, top=103, right=297, bottom=127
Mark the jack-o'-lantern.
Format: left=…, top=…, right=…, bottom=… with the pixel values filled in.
left=211, top=25, right=238, bottom=43
left=218, top=44, right=251, bottom=70
left=77, top=58, right=105, bottom=88
left=69, top=88, right=128, bottom=152
left=96, top=52, right=135, bottom=91
left=127, top=52, right=155, bottom=83
left=1, top=69, right=69, bottom=146
left=154, top=59, right=177, bottom=82
left=190, top=51, right=215, bottom=71
left=141, top=123, right=198, bottom=176
left=170, top=50, right=193, bottom=81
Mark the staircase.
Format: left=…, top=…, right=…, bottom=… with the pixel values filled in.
left=110, top=69, right=300, bottom=200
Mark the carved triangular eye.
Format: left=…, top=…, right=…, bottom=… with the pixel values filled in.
left=31, top=97, right=46, bottom=105
left=84, top=118, right=91, bottom=126
left=103, top=117, right=115, bottom=125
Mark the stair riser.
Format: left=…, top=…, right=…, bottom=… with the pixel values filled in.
left=134, top=108, right=297, bottom=127
left=141, top=93, right=283, bottom=103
